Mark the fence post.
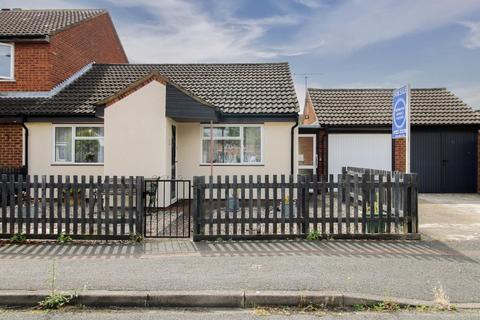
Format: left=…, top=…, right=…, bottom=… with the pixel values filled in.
left=136, top=176, right=145, bottom=236
left=192, top=176, right=205, bottom=241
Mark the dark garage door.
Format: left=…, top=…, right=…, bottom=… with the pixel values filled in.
left=412, top=129, right=477, bottom=193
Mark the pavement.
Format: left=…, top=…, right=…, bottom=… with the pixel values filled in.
left=0, top=193, right=479, bottom=307
left=0, top=309, right=479, bottom=320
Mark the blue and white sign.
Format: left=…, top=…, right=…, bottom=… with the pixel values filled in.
left=392, top=85, right=409, bottom=139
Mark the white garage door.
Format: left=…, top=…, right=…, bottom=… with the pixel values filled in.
left=328, top=133, right=392, bottom=176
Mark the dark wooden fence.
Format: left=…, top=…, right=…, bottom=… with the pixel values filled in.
left=192, top=170, right=418, bottom=241
left=0, top=175, right=144, bottom=240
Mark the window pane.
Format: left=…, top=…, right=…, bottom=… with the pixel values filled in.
left=202, top=140, right=241, bottom=163
left=203, top=127, right=240, bottom=138
left=243, top=127, right=261, bottom=163
left=55, top=127, right=72, bottom=162
left=75, top=140, right=104, bottom=163
left=0, top=44, right=12, bottom=78
left=75, top=127, right=104, bottom=137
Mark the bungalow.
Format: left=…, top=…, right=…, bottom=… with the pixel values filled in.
left=1, top=63, right=300, bottom=180
left=301, top=88, right=480, bottom=193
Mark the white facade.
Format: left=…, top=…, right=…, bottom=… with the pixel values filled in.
left=328, top=133, right=392, bottom=176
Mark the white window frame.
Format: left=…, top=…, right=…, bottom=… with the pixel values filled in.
left=0, top=42, right=14, bottom=81
left=200, top=124, right=264, bottom=166
left=52, top=124, right=104, bottom=165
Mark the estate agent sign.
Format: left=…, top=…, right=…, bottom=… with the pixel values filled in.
left=392, top=84, right=411, bottom=172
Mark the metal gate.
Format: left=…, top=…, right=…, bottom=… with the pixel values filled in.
left=144, top=179, right=191, bottom=238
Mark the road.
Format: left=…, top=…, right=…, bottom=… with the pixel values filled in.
left=0, top=309, right=479, bottom=320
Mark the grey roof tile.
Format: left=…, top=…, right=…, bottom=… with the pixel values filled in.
left=308, top=88, right=480, bottom=126
left=0, top=9, right=106, bottom=38
left=0, top=63, right=299, bottom=116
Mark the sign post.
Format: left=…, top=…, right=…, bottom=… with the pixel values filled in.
left=392, top=84, right=411, bottom=173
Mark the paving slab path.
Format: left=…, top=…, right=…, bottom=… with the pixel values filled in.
left=0, top=193, right=479, bottom=304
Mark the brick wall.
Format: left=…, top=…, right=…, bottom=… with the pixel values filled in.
left=0, top=124, right=23, bottom=167
left=0, top=13, right=127, bottom=92
left=0, top=42, right=51, bottom=91
left=318, top=129, right=327, bottom=175
left=302, top=94, right=317, bottom=125
left=393, top=138, right=406, bottom=172
left=49, top=13, right=128, bottom=87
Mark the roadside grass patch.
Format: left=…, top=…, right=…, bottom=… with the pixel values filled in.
left=252, top=305, right=328, bottom=317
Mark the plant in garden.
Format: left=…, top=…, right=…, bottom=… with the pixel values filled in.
left=306, top=229, right=321, bottom=240
left=10, top=232, right=27, bottom=243
left=57, top=233, right=72, bottom=244
left=38, top=260, right=75, bottom=310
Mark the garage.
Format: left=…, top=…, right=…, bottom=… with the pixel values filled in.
left=412, top=128, right=477, bottom=193
left=328, top=133, right=391, bottom=175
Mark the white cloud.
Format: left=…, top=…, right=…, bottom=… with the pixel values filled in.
left=295, top=0, right=480, bottom=56
left=460, top=21, right=480, bottom=49
left=451, top=83, right=480, bottom=108
left=104, top=0, right=300, bottom=63
left=293, top=0, right=328, bottom=9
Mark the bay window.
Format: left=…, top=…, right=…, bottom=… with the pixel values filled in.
left=201, top=125, right=262, bottom=164
left=54, top=126, right=104, bottom=164
left=0, top=43, right=14, bottom=80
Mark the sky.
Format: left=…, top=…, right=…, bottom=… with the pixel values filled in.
left=2, top=0, right=480, bottom=109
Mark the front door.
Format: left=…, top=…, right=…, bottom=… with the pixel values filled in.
left=170, top=125, right=177, bottom=199
left=298, top=134, right=317, bottom=178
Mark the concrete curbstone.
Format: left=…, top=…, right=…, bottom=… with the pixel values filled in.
left=76, top=291, right=148, bottom=307
left=147, top=290, right=244, bottom=308
left=244, top=290, right=343, bottom=307
left=0, top=290, right=49, bottom=307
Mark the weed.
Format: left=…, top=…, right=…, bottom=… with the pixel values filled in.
left=434, top=285, right=456, bottom=311
left=37, top=260, right=76, bottom=310
left=57, top=233, right=72, bottom=244
left=129, top=233, right=144, bottom=243
left=306, top=229, right=321, bottom=240
left=10, top=232, right=26, bottom=243
left=353, top=304, right=366, bottom=311
left=215, top=236, right=224, bottom=242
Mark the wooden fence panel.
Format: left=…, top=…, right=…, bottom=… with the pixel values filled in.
left=0, top=175, right=143, bottom=240
left=192, top=171, right=419, bottom=241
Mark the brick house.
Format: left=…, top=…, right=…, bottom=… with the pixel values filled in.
left=300, top=88, right=480, bottom=193
left=0, top=9, right=128, bottom=168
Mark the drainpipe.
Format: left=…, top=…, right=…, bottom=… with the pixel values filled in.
left=290, top=121, right=299, bottom=175
left=20, top=116, right=28, bottom=173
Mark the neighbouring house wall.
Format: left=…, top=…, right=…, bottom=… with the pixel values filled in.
left=302, top=93, right=317, bottom=125
left=49, top=13, right=128, bottom=87
left=104, top=80, right=169, bottom=178
left=0, top=42, right=51, bottom=91
left=26, top=122, right=103, bottom=176
left=176, top=122, right=298, bottom=180
left=0, top=13, right=127, bottom=92
left=0, top=123, right=23, bottom=167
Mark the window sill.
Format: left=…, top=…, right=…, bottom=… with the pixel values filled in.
left=0, top=78, right=15, bottom=82
left=200, top=163, right=264, bottom=166
left=51, top=163, right=104, bottom=166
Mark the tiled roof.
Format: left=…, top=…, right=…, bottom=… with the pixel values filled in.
left=308, top=88, right=480, bottom=126
left=0, top=63, right=299, bottom=116
left=0, top=9, right=106, bottom=38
